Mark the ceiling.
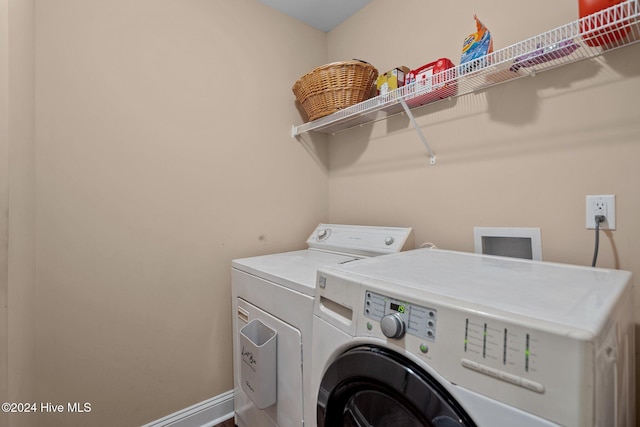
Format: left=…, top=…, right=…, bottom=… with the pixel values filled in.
left=258, top=0, right=371, bottom=32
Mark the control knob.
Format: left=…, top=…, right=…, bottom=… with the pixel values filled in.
left=384, top=236, right=395, bottom=246
left=317, top=229, right=330, bottom=241
left=380, top=313, right=406, bottom=339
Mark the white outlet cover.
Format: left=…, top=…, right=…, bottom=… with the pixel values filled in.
left=586, top=195, right=616, bottom=230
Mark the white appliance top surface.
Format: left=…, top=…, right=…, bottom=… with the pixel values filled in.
left=233, top=249, right=358, bottom=297
left=321, top=249, right=632, bottom=333
left=232, top=224, right=413, bottom=296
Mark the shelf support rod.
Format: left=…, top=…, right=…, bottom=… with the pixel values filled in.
left=399, top=99, right=436, bottom=165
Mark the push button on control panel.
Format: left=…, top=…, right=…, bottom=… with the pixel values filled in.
left=460, top=358, right=545, bottom=394
left=498, top=371, right=520, bottom=386
left=520, top=377, right=545, bottom=393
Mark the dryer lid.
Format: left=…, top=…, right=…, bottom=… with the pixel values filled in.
left=232, top=250, right=358, bottom=296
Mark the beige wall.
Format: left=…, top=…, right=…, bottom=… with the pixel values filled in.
left=2, top=0, right=37, bottom=427
left=34, top=0, right=327, bottom=426
left=326, top=0, right=640, bottom=419
left=8, top=0, right=37, bottom=423
left=3, top=0, right=637, bottom=426
left=0, top=0, right=9, bottom=422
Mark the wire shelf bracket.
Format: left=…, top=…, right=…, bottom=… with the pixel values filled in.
left=399, top=99, right=436, bottom=165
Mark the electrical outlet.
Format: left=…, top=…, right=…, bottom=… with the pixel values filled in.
left=586, top=195, right=616, bottom=230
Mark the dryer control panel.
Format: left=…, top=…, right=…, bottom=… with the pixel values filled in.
left=307, top=224, right=414, bottom=257
left=364, top=290, right=438, bottom=341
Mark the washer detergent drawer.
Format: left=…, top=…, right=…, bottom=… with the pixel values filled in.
left=235, top=298, right=303, bottom=427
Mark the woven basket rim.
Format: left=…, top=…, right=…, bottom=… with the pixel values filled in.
left=292, top=60, right=377, bottom=90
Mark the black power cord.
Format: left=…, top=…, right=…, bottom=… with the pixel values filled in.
left=591, top=215, right=606, bottom=267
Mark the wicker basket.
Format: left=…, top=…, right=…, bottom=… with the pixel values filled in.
left=292, top=60, right=378, bottom=122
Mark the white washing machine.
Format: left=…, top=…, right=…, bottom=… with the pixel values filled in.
left=312, top=248, right=635, bottom=427
left=231, top=224, right=414, bottom=427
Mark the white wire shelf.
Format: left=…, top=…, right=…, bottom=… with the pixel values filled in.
left=292, top=0, right=640, bottom=137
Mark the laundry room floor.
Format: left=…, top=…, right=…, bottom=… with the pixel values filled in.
left=213, top=418, right=235, bottom=427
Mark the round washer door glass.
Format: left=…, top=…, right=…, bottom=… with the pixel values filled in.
left=318, top=346, right=476, bottom=427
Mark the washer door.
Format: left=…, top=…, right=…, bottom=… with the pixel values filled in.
left=317, top=346, right=477, bottom=427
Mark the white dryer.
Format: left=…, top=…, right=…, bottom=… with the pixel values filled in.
left=231, top=224, right=414, bottom=427
left=312, top=248, right=635, bottom=427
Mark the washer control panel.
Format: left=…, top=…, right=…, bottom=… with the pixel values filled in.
left=364, top=291, right=437, bottom=341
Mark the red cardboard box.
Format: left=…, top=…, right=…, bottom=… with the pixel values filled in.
left=406, top=59, right=457, bottom=107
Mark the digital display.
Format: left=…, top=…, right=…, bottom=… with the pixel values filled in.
left=390, top=302, right=405, bottom=313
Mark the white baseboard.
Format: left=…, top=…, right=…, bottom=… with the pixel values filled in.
left=141, top=390, right=234, bottom=427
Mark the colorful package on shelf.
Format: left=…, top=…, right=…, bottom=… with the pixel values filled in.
left=510, top=40, right=580, bottom=72
left=376, top=66, right=411, bottom=95
left=579, top=0, right=630, bottom=47
left=460, top=15, right=494, bottom=74
left=405, top=59, right=457, bottom=107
